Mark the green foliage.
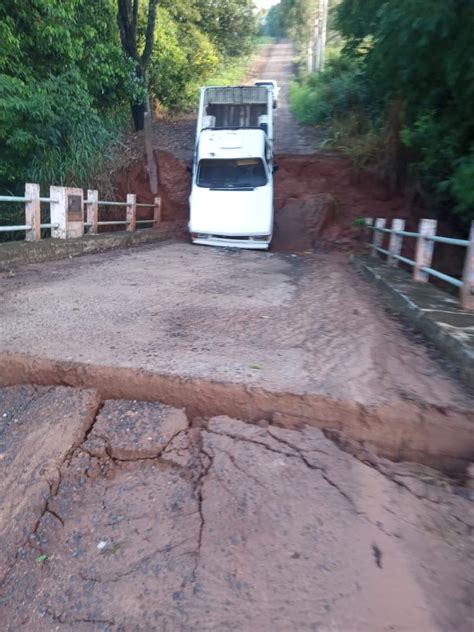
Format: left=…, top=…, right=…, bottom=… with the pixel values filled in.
left=289, top=56, right=376, bottom=124
left=336, top=0, right=474, bottom=221
left=0, top=72, right=125, bottom=186
left=0, top=0, right=130, bottom=193
left=206, top=37, right=273, bottom=88
left=0, top=0, right=262, bottom=196
left=148, top=7, right=219, bottom=110
left=449, top=152, right=474, bottom=217
left=289, top=0, right=474, bottom=222
left=278, top=0, right=341, bottom=57
left=196, top=0, right=258, bottom=58
left=262, top=3, right=286, bottom=38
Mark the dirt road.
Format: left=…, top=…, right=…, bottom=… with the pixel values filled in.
left=0, top=244, right=469, bottom=408
left=149, top=40, right=320, bottom=160
left=260, top=40, right=323, bottom=153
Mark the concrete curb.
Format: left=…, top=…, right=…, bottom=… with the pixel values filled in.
left=0, top=223, right=187, bottom=271
left=352, top=255, right=474, bottom=389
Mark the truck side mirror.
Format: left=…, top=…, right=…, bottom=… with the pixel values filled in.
left=186, top=165, right=193, bottom=174
left=273, top=165, right=279, bottom=173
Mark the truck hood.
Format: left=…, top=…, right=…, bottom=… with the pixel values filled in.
left=189, top=185, right=273, bottom=236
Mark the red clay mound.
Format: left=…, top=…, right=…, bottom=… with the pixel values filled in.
left=116, top=150, right=404, bottom=246
left=116, top=150, right=190, bottom=223
left=273, top=153, right=405, bottom=250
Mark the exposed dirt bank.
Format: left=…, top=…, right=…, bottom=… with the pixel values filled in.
left=1, top=386, right=472, bottom=631
left=1, top=354, right=473, bottom=474
left=114, top=151, right=405, bottom=252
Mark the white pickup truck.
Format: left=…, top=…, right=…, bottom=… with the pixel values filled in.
left=188, top=84, right=277, bottom=250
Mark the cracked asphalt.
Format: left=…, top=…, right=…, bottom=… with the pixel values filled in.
left=1, top=386, right=472, bottom=631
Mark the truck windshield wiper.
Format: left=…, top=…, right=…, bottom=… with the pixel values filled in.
left=210, top=186, right=255, bottom=191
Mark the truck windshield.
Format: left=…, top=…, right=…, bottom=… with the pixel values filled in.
left=197, top=159, right=267, bottom=189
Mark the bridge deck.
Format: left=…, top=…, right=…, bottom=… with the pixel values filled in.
left=0, top=241, right=468, bottom=410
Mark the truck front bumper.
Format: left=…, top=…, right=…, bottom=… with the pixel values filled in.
left=191, top=233, right=271, bottom=250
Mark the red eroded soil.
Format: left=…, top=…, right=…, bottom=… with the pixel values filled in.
left=1, top=387, right=472, bottom=631
left=114, top=149, right=466, bottom=279
left=272, top=153, right=405, bottom=250
left=115, top=151, right=405, bottom=247
left=115, top=150, right=190, bottom=223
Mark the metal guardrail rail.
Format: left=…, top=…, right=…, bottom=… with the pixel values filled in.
left=0, top=183, right=161, bottom=241
left=366, top=217, right=474, bottom=311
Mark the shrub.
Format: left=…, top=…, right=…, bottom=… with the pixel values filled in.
left=289, top=57, right=379, bottom=126
left=0, top=71, right=122, bottom=188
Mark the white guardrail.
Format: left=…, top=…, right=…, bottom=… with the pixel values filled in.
left=366, top=217, right=474, bottom=311
left=0, top=183, right=161, bottom=241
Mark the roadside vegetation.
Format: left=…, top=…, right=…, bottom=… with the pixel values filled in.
left=271, top=0, right=474, bottom=225
left=0, top=0, right=260, bottom=195
left=206, top=36, right=273, bottom=87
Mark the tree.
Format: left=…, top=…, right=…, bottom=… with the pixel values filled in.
left=117, top=0, right=158, bottom=131
left=333, top=0, right=474, bottom=220
left=196, top=0, right=258, bottom=58
left=0, top=0, right=129, bottom=189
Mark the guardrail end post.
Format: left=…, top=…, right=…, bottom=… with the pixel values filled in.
left=373, top=218, right=386, bottom=256
left=126, top=193, right=137, bottom=232
left=25, top=183, right=41, bottom=241
left=154, top=196, right=162, bottom=227
left=50, top=186, right=83, bottom=239
left=461, top=221, right=474, bottom=311
left=388, top=218, right=405, bottom=266
left=414, top=218, right=437, bottom=282
left=87, top=190, right=99, bottom=234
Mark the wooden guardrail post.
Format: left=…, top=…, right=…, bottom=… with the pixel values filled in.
left=25, top=183, right=41, bottom=241
left=86, top=189, right=98, bottom=234
left=372, top=218, right=385, bottom=256
left=388, top=218, right=405, bottom=266
left=461, top=221, right=474, bottom=311
left=126, top=193, right=136, bottom=231
left=413, top=219, right=437, bottom=282
left=154, top=196, right=162, bottom=227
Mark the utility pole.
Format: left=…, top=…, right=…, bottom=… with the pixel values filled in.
left=308, top=6, right=319, bottom=73
left=319, top=0, right=329, bottom=72
left=309, top=0, right=329, bottom=74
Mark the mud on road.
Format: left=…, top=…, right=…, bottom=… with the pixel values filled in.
left=1, top=386, right=473, bottom=632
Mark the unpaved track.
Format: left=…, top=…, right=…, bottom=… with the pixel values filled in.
left=1, top=386, right=472, bottom=631
left=1, top=243, right=473, bottom=471
left=149, top=40, right=320, bottom=160
left=260, top=39, right=323, bottom=153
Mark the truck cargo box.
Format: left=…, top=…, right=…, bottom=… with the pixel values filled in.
left=200, top=86, right=270, bottom=129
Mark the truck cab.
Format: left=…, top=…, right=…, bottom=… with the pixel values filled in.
left=189, top=86, right=275, bottom=250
